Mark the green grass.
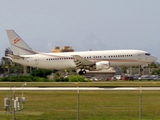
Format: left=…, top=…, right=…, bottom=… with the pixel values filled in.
left=0, top=82, right=160, bottom=120
left=0, top=90, right=160, bottom=120
left=0, top=81, right=160, bottom=87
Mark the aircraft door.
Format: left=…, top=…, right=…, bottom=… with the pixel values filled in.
left=138, top=53, right=142, bottom=60
left=35, top=56, right=39, bottom=66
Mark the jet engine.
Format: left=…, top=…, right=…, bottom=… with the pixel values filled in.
left=76, top=61, right=110, bottom=75
left=95, top=61, right=110, bottom=70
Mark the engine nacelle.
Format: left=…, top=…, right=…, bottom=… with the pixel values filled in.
left=96, top=61, right=110, bottom=70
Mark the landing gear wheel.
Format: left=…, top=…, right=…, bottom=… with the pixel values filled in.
left=83, top=70, right=86, bottom=75
left=78, top=71, right=84, bottom=75
left=78, top=69, right=86, bottom=75
left=140, top=66, right=143, bottom=72
left=140, top=68, right=143, bottom=72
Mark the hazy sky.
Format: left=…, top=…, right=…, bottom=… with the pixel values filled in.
left=1, top=0, right=160, bottom=61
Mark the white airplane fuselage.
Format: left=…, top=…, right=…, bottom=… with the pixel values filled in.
left=6, top=29, right=157, bottom=75
left=11, top=49, right=157, bottom=70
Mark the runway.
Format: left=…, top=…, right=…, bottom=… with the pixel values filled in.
left=0, top=87, right=160, bottom=91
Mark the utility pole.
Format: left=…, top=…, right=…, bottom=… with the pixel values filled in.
left=75, top=82, right=80, bottom=120
left=139, top=86, right=142, bottom=120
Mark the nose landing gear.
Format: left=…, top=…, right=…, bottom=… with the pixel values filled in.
left=140, top=66, right=144, bottom=74
left=140, top=67, right=143, bottom=72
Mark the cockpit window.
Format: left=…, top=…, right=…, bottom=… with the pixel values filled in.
left=145, top=53, right=150, bottom=56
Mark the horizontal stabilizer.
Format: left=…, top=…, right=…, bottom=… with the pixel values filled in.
left=7, top=54, right=24, bottom=59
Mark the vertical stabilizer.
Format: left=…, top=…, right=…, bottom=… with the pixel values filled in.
left=6, top=30, right=35, bottom=55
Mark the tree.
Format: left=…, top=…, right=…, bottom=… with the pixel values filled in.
left=68, top=75, right=85, bottom=82
left=149, top=62, right=158, bottom=68
left=152, top=69, right=160, bottom=75
left=30, top=69, right=52, bottom=78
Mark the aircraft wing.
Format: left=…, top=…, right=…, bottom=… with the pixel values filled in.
left=72, top=55, right=94, bottom=66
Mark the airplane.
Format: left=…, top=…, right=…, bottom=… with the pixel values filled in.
left=5, top=29, right=157, bottom=75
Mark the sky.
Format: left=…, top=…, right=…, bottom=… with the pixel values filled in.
left=0, top=0, right=160, bottom=61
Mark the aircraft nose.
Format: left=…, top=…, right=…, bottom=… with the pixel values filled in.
left=154, top=56, right=157, bottom=61
left=152, top=56, right=157, bottom=62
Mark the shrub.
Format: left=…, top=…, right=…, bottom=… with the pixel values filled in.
left=30, top=69, right=52, bottom=78
left=152, top=69, right=160, bottom=75
left=68, top=75, right=85, bottom=82
left=0, top=75, right=48, bottom=82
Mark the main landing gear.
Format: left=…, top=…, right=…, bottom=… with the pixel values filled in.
left=78, top=69, right=86, bottom=75
left=140, top=66, right=144, bottom=74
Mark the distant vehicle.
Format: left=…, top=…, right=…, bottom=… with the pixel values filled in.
left=113, top=75, right=122, bottom=80
left=106, top=76, right=112, bottom=81
left=97, top=76, right=105, bottom=81
left=90, top=77, right=98, bottom=81
left=132, top=76, right=139, bottom=80
left=151, top=75, right=160, bottom=80
left=121, top=76, right=129, bottom=80
left=121, top=75, right=134, bottom=80
left=138, top=75, right=153, bottom=80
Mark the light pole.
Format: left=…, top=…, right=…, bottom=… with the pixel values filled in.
left=75, top=82, right=79, bottom=120
left=22, top=83, right=27, bottom=98
left=139, top=86, right=142, bottom=120
left=22, top=83, right=26, bottom=110
left=77, top=83, right=79, bottom=120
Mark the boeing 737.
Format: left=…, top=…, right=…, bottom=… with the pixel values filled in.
left=6, top=30, right=157, bottom=75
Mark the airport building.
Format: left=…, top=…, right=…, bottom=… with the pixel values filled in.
left=5, top=47, right=13, bottom=56
left=52, top=46, right=74, bottom=52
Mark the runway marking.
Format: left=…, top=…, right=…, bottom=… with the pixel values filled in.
left=0, top=87, right=160, bottom=91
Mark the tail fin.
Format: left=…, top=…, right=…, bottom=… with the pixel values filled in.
left=6, top=29, right=37, bottom=55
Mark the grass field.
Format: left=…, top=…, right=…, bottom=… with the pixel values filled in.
left=0, top=81, right=160, bottom=87
left=0, top=82, right=160, bottom=120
